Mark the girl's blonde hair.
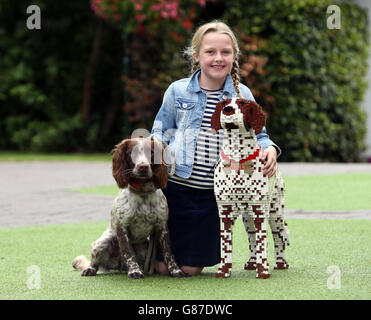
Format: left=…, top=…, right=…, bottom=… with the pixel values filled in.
left=184, top=20, right=242, bottom=97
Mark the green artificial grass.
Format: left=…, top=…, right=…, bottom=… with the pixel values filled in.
left=284, top=173, right=371, bottom=211
left=0, top=151, right=111, bottom=162
left=74, top=173, right=371, bottom=211
left=73, top=185, right=119, bottom=196
left=0, top=219, right=370, bottom=300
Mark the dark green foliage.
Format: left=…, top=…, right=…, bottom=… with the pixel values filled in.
left=0, top=0, right=369, bottom=161
left=224, top=0, right=369, bottom=161
left=0, top=0, right=123, bottom=152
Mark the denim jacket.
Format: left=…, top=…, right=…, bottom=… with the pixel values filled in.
left=151, top=69, right=281, bottom=179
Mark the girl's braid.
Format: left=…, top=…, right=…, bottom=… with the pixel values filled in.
left=231, top=59, right=243, bottom=98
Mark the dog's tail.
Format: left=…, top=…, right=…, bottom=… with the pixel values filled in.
left=72, top=255, right=90, bottom=271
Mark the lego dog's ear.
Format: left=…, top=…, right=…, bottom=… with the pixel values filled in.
left=238, top=99, right=267, bottom=135
left=211, top=99, right=232, bottom=133
left=211, top=101, right=224, bottom=133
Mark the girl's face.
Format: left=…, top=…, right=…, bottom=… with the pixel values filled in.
left=194, top=32, right=235, bottom=88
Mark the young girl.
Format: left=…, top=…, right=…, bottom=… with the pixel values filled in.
left=151, top=20, right=280, bottom=276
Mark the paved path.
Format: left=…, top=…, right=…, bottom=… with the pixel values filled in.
left=1, top=162, right=371, bottom=228
left=0, top=162, right=115, bottom=228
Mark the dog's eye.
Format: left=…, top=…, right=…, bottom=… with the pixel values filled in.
left=126, top=151, right=134, bottom=165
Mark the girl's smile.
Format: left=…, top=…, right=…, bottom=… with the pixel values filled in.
left=211, top=65, right=225, bottom=69
left=194, top=32, right=235, bottom=90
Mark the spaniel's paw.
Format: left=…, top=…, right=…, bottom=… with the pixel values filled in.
left=170, top=268, right=189, bottom=278
left=128, top=269, right=144, bottom=279
left=81, top=267, right=97, bottom=276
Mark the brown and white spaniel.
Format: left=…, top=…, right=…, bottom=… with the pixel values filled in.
left=72, top=137, right=186, bottom=279
left=211, top=98, right=290, bottom=279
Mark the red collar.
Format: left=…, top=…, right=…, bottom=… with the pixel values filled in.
left=129, top=178, right=152, bottom=192
left=221, top=147, right=261, bottom=164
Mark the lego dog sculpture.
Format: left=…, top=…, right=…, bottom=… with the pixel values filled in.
left=211, top=98, right=290, bottom=279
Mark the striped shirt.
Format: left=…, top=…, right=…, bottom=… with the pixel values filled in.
left=169, top=88, right=223, bottom=189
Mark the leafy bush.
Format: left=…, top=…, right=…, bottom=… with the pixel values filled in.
left=9, top=115, right=83, bottom=152
left=0, top=0, right=208, bottom=152
left=89, top=0, right=210, bottom=131
left=225, top=0, right=369, bottom=161
left=0, top=0, right=123, bottom=152
left=0, top=0, right=369, bottom=161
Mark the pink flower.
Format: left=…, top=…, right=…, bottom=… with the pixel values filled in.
left=167, top=1, right=178, bottom=18
left=90, top=0, right=102, bottom=14
left=161, top=10, right=169, bottom=18
left=152, top=4, right=162, bottom=11
left=135, top=3, right=143, bottom=11
left=135, top=14, right=146, bottom=23
left=198, top=0, right=206, bottom=6
left=164, top=3, right=174, bottom=10
left=170, top=9, right=177, bottom=18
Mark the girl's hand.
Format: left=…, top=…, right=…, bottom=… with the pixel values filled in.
left=261, top=146, right=277, bottom=178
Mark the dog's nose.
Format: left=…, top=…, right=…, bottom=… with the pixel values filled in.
left=137, top=163, right=149, bottom=175
left=223, top=106, right=234, bottom=113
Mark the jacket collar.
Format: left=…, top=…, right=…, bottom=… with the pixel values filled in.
left=187, top=69, right=236, bottom=95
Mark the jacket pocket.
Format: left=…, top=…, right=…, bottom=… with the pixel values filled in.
left=175, top=98, right=197, bottom=127
left=175, top=98, right=196, bottom=110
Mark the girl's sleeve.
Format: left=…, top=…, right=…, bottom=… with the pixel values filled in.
left=256, top=127, right=282, bottom=157
left=151, top=84, right=176, bottom=145
left=241, top=85, right=282, bottom=157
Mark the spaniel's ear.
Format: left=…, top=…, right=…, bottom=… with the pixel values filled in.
left=241, top=99, right=267, bottom=134
left=112, top=139, right=131, bottom=189
left=153, top=163, right=168, bottom=189
left=151, top=139, right=168, bottom=189
left=211, top=100, right=227, bottom=133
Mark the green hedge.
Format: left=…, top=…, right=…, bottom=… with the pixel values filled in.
left=225, top=0, right=369, bottom=161
left=0, top=0, right=369, bottom=161
left=0, top=0, right=124, bottom=152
